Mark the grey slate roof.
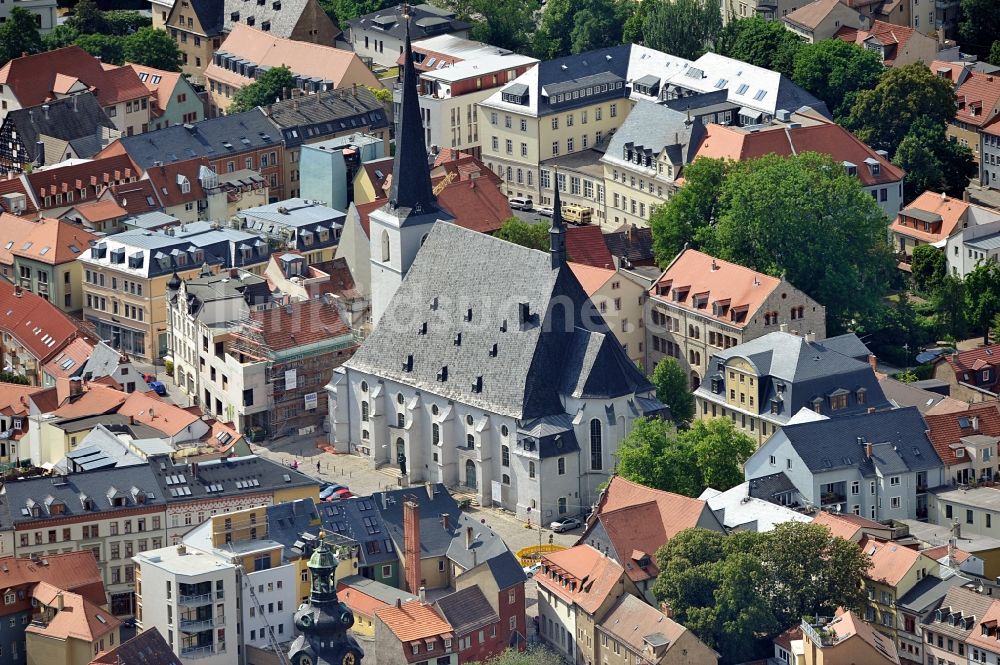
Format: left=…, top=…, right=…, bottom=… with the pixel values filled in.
left=317, top=496, right=397, bottom=566
left=747, top=471, right=798, bottom=502
left=346, top=222, right=654, bottom=419
left=149, top=454, right=319, bottom=503
left=338, top=575, right=415, bottom=605
left=265, top=498, right=324, bottom=558
left=223, top=0, right=332, bottom=39
left=4, top=92, right=116, bottom=163
left=435, top=586, right=499, bottom=635
left=603, top=101, right=705, bottom=168
left=821, top=333, right=872, bottom=362
left=265, top=88, right=389, bottom=149
left=116, top=108, right=279, bottom=168
left=702, top=331, right=890, bottom=423
left=187, top=0, right=224, bottom=36
left=77, top=341, right=127, bottom=381
left=347, top=4, right=470, bottom=41
left=1, top=465, right=165, bottom=527
left=777, top=407, right=943, bottom=477
left=897, top=574, right=971, bottom=613
left=534, top=44, right=632, bottom=115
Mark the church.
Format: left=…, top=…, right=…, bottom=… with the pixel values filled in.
left=325, top=19, right=667, bottom=521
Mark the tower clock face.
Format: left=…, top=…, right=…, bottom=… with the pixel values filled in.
left=300, top=614, right=313, bottom=628
left=340, top=610, right=354, bottom=627
left=342, top=651, right=357, bottom=665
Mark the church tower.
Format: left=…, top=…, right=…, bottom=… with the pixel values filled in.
left=549, top=169, right=566, bottom=270
left=369, top=10, right=453, bottom=325
left=287, top=533, right=364, bottom=665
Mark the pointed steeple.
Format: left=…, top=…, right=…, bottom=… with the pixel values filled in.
left=549, top=169, right=565, bottom=270
left=389, top=8, right=436, bottom=214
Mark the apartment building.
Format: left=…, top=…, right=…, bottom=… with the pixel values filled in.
left=860, top=536, right=941, bottom=643
left=568, top=263, right=647, bottom=366
left=3, top=466, right=168, bottom=616
left=596, top=594, right=717, bottom=665
left=2, top=216, right=97, bottom=313
left=237, top=199, right=346, bottom=265
left=799, top=612, right=900, bottom=665
left=126, top=63, right=205, bottom=130
left=0, top=282, right=85, bottom=386
left=262, top=88, right=390, bottom=200
left=834, top=21, right=939, bottom=67
left=205, top=24, right=381, bottom=116
left=0, top=0, right=57, bottom=33
left=695, top=331, right=890, bottom=443
left=0, top=47, right=152, bottom=135
left=79, top=223, right=273, bottom=361
left=720, top=0, right=809, bottom=23
left=934, top=60, right=1000, bottom=165
left=346, top=4, right=471, bottom=68
left=164, top=0, right=223, bottom=82
left=645, top=248, right=826, bottom=386
left=390, top=35, right=537, bottom=158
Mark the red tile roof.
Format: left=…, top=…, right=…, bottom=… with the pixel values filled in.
left=117, top=391, right=200, bottom=437
left=144, top=158, right=209, bottom=208
left=47, top=383, right=128, bottom=419
left=813, top=511, right=884, bottom=542
left=568, top=262, right=615, bottom=296
left=124, top=63, right=184, bottom=120
left=565, top=225, right=614, bottom=269
left=834, top=21, right=922, bottom=66
left=651, top=248, right=785, bottom=329
left=374, top=601, right=453, bottom=642
left=361, top=158, right=393, bottom=199
left=943, top=345, right=1000, bottom=389
left=251, top=299, right=352, bottom=352
left=0, top=46, right=150, bottom=108
left=28, top=581, right=121, bottom=642
left=890, top=191, right=974, bottom=244
left=0, top=177, right=38, bottom=216
left=430, top=152, right=503, bottom=189
left=42, top=338, right=96, bottom=383
left=66, top=200, right=129, bottom=224
left=538, top=544, right=626, bottom=614
left=10, top=217, right=97, bottom=265
left=861, top=536, right=925, bottom=587
left=931, top=60, right=1000, bottom=129
left=104, top=180, right=162, bottom=216
left=925, top=403, right=1000, bottom=466
left=436, top=178, right=511, bottom=234
left=696, top=114, right=904, bottom=186
left=27, top=154, right=140, bottom=209
left=0, top=281, right=81, bottom=362
left=0, top=213, right=42, bottom=265
left=0, top=552, right=106, bottom=607
left=354, top=200, right=383, bottom=239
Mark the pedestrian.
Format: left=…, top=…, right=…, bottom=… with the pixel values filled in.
left=316, top=460, right=321, bottom=474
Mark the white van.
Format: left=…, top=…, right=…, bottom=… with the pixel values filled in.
left=508, top=196, right=534, bottom=211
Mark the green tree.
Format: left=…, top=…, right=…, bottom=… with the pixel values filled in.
left=932, top=274, right=967, bottom=341
left=910, top=244, right=947, bottom=294
left=468, top=647, right=564, bottom=665
left=317, top=0, right=385, bottom=27
left=650, top=357, right=695, bottom=426
left=716, top=16, right=802, bottom=77
left=447, top=0, right=540, bottom=53
left=616, top=417, right=701, bottom=496
left=845, top=63, right=957, bottom=154
left=368, top=86, right=392, bottom=104
left=229, top=66, right=295, bottom=113
left=123, top=27, right=182, bottom=71
left=894, top=117, right=977, bottom=199
left=649, top=157, right=728, bottom=263
left=0, top=373, right=30, bottom=386
left=991, top=40, right=1000, bottom=67
left=706, top=152, right=895, bottom=331
left=67, top=0, right=110, bottom=34
left=680, top=418, right=755, bottom=492
left=532, top=0, right=628, bottom=58
left=74, top=34, right=125, bottom=65
left=42, top=24, right=81, bottom=51
left=959, top=0, right=1000, bottom=58
left=103, top=10, right=152, bottom=35
left=630, top=0, right=721, bottom=60
left=0, top=8, right=44, bottom=66
left=493, top=218, right=550, bottom=251
left=965, top=260, right=1000, bottom=344
left=791, top=38, right=884, bottom=119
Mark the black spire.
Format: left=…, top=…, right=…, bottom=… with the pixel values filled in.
left=549, top=170, right=565, bottom=269
left=389, top=9, right=436, bottom=214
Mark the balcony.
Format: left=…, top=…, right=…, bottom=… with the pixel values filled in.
left=177, top=592, right=213, bottom=607
left=180, top=645, right=216, bottom=659
left=179, top=615, right=223, bottom=632
left=820, top=482, right=848, bottom=509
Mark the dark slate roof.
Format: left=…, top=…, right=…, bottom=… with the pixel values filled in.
left=266, top=498, right=325, bottom=559
left=387, top=21, right=438, bottom=218
left=116, top=109, right=279, bottom=168
left=376, top=484, right=461, bottom=559
left=317, top=496, right=398, bottom=566
left=484, top=549, right=527, bottom=591
left=777, top=407, right=943, bottom=477
left=897, top=574, right=971, bottom=613
left=91, top=627, right=183, bottom=665
left=346, top=222, right=655, bottom=419
left=517, top=414, right=580, bottom=459
left=447, top=512, right=512, bottom=570
left=266, top=88, right=389, bottom=149
left=77, top=341, right=127, bottom=381
left=603, top=101, right=705, bottom=168
left=534, top=44, right=632, bottom=115
left=347, top=4, right=470, bottom=40
left=747, top=471, right=798, bottom=501
left=1, top=465, right=165, bottom=527
left=187, top=0, right=224, bottom=36
left=149, top=454, right=319, bottom=502
left=821, top=333, right=873, bottom=362
left=703, top=331, right=890, bottom=422
left=5, top=92, right=116, bottom=163
left=604, top=224, right=654, bottom=265
left=435, top=586, right=499, bottom=635
left=661, top=89, right=739, bottom=117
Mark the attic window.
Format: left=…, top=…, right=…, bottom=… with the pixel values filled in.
left=231, top=11, right=239, bottom=20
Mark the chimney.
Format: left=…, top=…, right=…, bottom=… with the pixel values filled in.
left=42, top=104, right=49, bottom=120
left=403, top=499, right=421, bottom=594
left=465, top=526, right=474, bottom=550
left=441, top=513, right=450, bottom=530
left=425, top=482, right=434, bottom=499
left=779, top=323, right=788, bottom=333
left=352, top=82, right=358, bottom=97
left=13, top=285, right=22, bottom=298
left=54, top=593, right=63, bottom=611
left=419, top=586, right=426, bottom=603
left=865, top=442, right=873, bottom=459
left=972, top=415, right=980, bottom=432
left=190, top=461, right=199, bottom=477
left=868, top=354, right=878, bottom=372
left=710, top=258, right=718, bottom=271
left=805, top=332, right=816, bottom=343
left=948, top=536, right=957, bottom=568
left=395, top=598, right=402, bottom=609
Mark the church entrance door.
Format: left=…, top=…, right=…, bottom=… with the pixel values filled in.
left=465, top=459, right=477, bottom=490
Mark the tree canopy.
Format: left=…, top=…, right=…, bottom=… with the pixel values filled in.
left=468, top=647, right=564, bottom=665
left=652, top=523, right=870, bottom=662
left=624, top=0, right=721, bottom=60
left=965, top=261, right=1000, bottom=344
left=229, top=66, right=295, bottom=114
left=845, top=63, right=958, bottom=154
left=716, top=16, right=801, bottom=77
left=0, top=8, right=44, bottom=67
left=123, top=27, right=182, bottom=71
left=894, top=117, right=977, bottom=199
left=650, top=358, right=695, bottom=426
left=74, top=33, right=125, bottom=64
left=959, top=0, right=1000, bottom=59
left=617, top=416, right=755, bottom=496
left=448, top=0, right=540, bottom=53
left=651, top=153, right=895, bottom=332
left=494, top=218, right=550, bottom=251
left=532, top=0, right=629, bottom=58
left=910, top=244, right=947, bottom=294
left=791, top=39, right=883, bottom=119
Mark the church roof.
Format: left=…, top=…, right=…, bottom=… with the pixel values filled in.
left=346, top=222, right=654, bottom=419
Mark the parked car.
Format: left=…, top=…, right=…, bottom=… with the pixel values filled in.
left=142, top=372, right=156, bottom=384
left=537, top=206, right=554, bottom=218
left=523, top=562, right=541, bottom=578
left=147, top=380, right=167, bottom=396
left=508, top=196, right=534, bottom=211
left=549, top=517, right=582, bottom=533
left=319, top=484, right=346, bottom=500
left=327, top=487, right=353, bottom=500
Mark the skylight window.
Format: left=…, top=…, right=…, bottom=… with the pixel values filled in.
left=736, top=83, right=749, bottom=95
left=753, top=89, right=767, bottom=101
left=39, top=247, right=50, bottom=255
left=69, top=244, right=80, bottom=253
left=151, top=75, right=161, bottom=84
left=714, top=78, right=728, bottom=89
